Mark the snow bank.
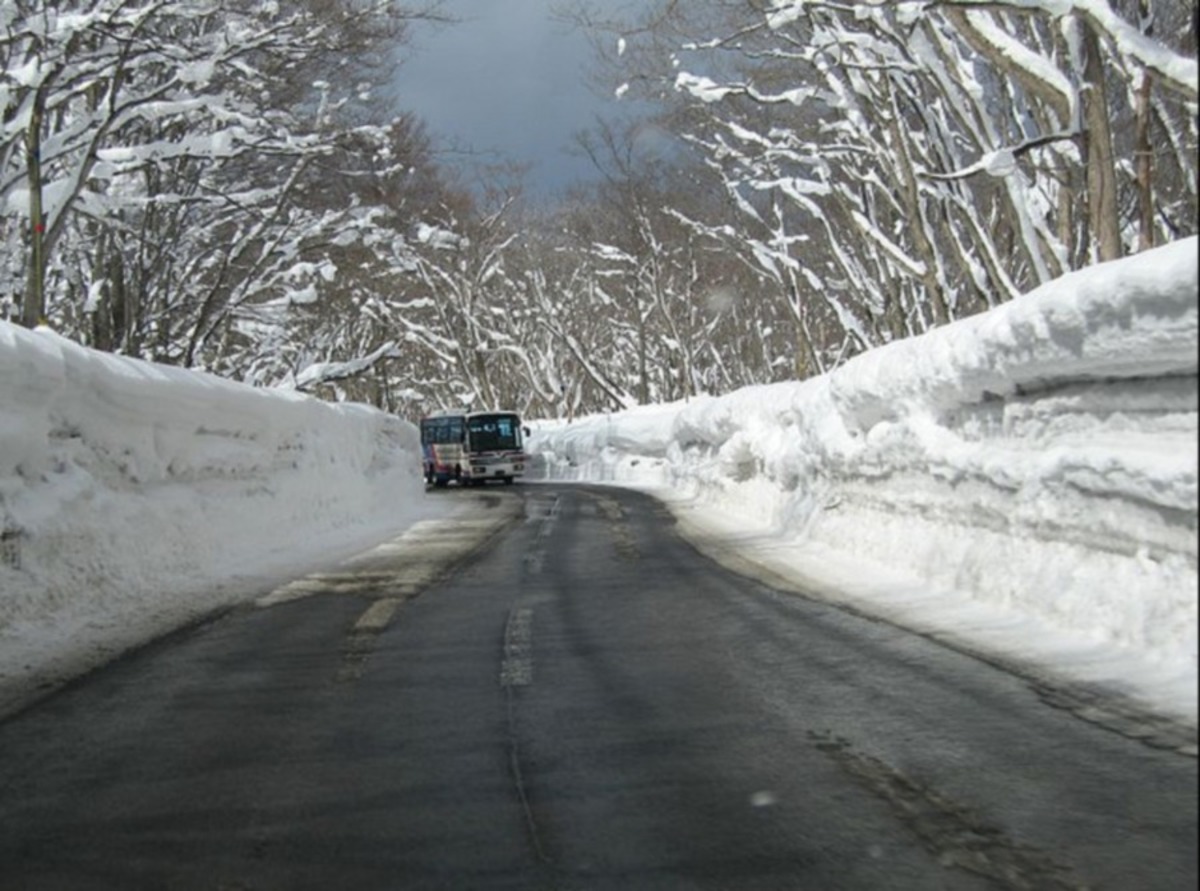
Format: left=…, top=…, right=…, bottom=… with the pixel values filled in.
left=531, top=238, right=1198, bottom=722
left=0, top=324, right=425, bottom=708
left=0, top=239, right=1194, bottom=727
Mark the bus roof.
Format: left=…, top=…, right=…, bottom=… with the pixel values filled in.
left=422, top=409, right=521, bottom=420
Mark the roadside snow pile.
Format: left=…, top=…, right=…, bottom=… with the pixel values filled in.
left=530, top=238, right=1198, bottom=721
left=0, top=324, right=426, bottom=708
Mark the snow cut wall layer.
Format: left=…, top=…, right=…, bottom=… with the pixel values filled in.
left=0, top=323, right=423, bottom=690
left=532, top=238, right=1199, bottom=670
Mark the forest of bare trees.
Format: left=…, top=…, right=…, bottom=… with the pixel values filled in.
left=3, top=0, right=1196, bottom=420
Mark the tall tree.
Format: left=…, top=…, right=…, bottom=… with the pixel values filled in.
left=588, top=0, right=1198, bottom=377
left=1, top=0, right=444, bottom=358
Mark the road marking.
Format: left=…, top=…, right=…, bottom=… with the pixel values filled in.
left=257, top=504, right=522, bottom=607
left=337, top=598, right=402, bottom=683
left=501, top=604, right=548, bottom=862
left=354, top=597, right=401, bottom=633
left=522, top=494, right=561, bottom=577
left=500, top=607, right=534, bottom=687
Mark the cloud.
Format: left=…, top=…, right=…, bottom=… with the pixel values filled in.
left=395, top=0, right=630, bottom=194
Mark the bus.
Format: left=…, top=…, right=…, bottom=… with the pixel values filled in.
left=419, top=410, right=528, bottom=487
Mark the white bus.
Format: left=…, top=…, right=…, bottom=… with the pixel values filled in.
left=419, top=410, right=528, bottom=487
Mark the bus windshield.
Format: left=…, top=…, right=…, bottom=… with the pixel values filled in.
left=420, top=415, right=465, bottom=445
left=466, top=414, right=522, bottom=452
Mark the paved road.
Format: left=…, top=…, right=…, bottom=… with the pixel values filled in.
left=0, top=484, right=1195, bottom=890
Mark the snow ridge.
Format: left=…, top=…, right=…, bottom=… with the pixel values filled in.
left=0, top=324, right=425, bottom=711
left=531, top=238, right=1198, bottom=723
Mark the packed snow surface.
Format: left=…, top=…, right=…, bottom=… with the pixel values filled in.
left=0, top=238, right=1196, bottom=729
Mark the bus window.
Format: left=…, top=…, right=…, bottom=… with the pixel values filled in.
left=420, top=416, right=464, bottom=445
left=466, top=414, right=521, bottom=452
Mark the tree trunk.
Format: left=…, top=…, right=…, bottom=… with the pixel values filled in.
left=21, top=87, right=47, bottom=329
left=1134, top=0, right=1156, bottom=252
left=1080, top=18, right=1123, bottom=261
left=636, top=302, right=649, bottom=405
left=89, top=236, right=113, bottom=351
left=885, top=80, right=950, bottom=328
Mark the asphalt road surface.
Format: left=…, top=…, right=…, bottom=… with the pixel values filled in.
left=0, top=484, right=1195, bottom=890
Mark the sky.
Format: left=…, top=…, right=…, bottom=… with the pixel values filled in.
left=1, top=237, right=1195, bottom=734
left=394, top=0, right=636, bottom=198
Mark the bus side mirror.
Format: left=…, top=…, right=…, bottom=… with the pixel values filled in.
left=523, top=426, right=531, bottom=437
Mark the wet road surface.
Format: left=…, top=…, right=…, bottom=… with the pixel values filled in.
left=0, top=484, right=1195, bottom=889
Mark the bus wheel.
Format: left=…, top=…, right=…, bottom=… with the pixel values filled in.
left=504, top=476, right=514, bottom=485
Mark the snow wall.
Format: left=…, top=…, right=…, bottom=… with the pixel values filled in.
left=529, top=238, right=1199, bottom=672
left=0, top=324, right=423, bottom=701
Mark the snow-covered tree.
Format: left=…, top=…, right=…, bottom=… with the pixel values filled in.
left=1, top=0, right=441, bottom=368
left=597, top=0, right=1198, bottom=374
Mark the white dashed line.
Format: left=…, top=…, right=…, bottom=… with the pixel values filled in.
left=501, top=607, right=534, bottom=687
left=353, top=597, right=402, bottom=633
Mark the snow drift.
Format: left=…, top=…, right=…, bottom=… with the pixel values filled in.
left=530, top=238, right=1199, bottom=721
left=0, top=325, right=425, bottom=710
